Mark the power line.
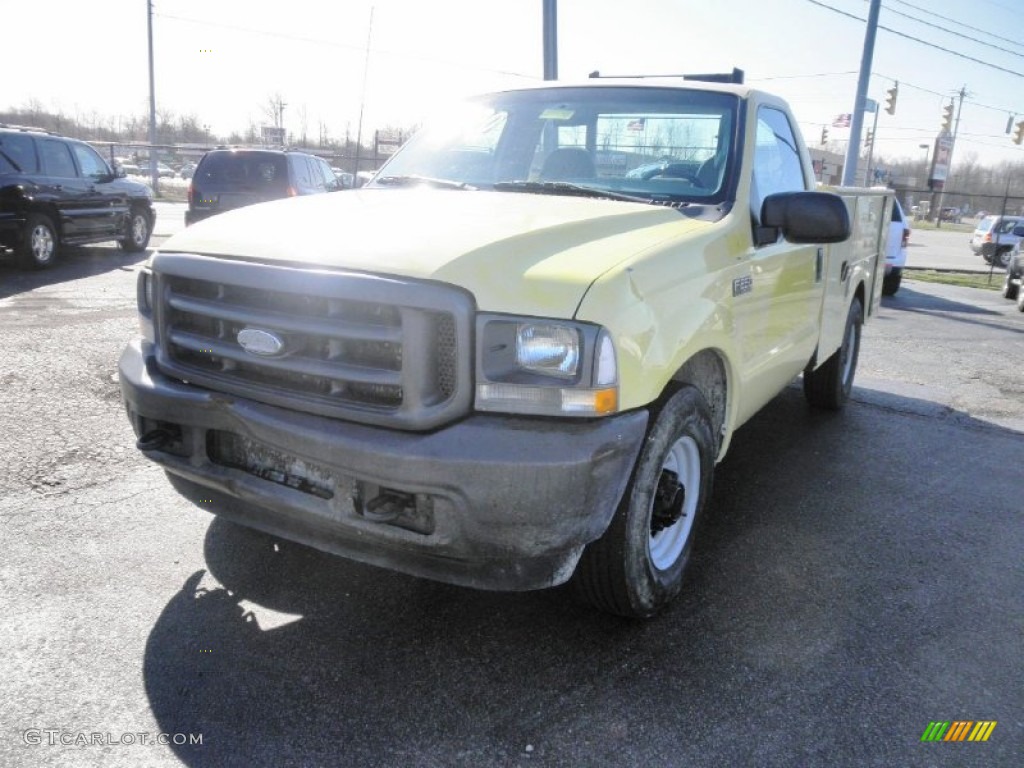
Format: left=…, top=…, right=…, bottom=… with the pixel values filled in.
left=874, top=71, right=1024, bottom=118
left=887, top=0, right=1024, bottom=51
left=155, top=12, right=538, bottom=80
left=750, top=70, right=858, bottom=81
left=882, top=5, right=1024, bottom=60
left=804, top=0, right=1024, bottom=78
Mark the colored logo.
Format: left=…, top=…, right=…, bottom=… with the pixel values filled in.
left=921, top=721, right=996, bottom=742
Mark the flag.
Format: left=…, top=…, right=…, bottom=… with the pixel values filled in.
left=627, top=118, right=646, bottom=131
left=832, top=113, right=851, bottom=128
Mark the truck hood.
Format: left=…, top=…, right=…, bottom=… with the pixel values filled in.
left=162, top=189, right=711, bottom=316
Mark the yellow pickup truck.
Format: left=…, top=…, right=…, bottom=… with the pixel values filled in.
left=120, top=78, right=891, bottom=617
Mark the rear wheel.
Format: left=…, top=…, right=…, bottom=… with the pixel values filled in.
left=804, top=298, right=863, bottom=410
left=17, top=213, right=58, bottom=270
left=996, top=248, right=1012, bottom=268
left=1002, top=272, right=1020, bottom=301
left=572, top=386, right=715, bottom=619
left=119, top=208, right=151, bottom=252
left=882, top=267, right=902, bottom=296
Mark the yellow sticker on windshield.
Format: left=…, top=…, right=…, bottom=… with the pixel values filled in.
left=540, top=108, right=575, bottom=121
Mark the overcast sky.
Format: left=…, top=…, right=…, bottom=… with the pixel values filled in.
left=6, top=0, right=1024, bottom=167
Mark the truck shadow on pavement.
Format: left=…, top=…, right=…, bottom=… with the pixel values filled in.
left=141, top=388, right=1023, bottom=767
left=881, top=285, right=1024, bottom=336
left=881, top=285, right=1002, bottom=316
left=0, top=245, right=148, bottom=299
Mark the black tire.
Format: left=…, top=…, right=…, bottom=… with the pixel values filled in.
left=882, top=267, right=902, bottom=296
left=1017, top=289, right=1024, bottom=313
left=804, top=298, right=863, bottom=410
left=996, top=248, right=1012, bottom=269
left=1002, top=272, right=1020, bottom=301
left=120, top=207, right=151, bottom=252
left=572, top=386, right=715, bottom=619
left=17, top=213, right=59, bottom=270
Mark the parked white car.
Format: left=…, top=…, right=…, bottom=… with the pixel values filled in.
left=883, top=198, right=910, bottom=296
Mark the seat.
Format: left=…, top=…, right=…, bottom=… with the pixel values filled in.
left=540, top=147, right=595, bottom=181
left=696, top=154, right=724, bottom=189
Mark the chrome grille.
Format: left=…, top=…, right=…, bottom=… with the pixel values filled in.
left=151, top=253, right=473, bottom=430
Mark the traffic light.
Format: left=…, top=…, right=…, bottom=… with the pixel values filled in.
left=864, top=129, right=874, bottom=148
left=885, top=82, right=898, bottom=115
left=1014, top=120, right=1024, bottom=145
left=820, top=126, right=829, bottom=146
left=941, top=102, right=954, bottom=132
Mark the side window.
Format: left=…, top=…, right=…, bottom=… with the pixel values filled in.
left=293, top=156, right=312, bottom=188
left=891, top=200, right=903, bottom=223
left=318, top=159, right=337, bottom=189
left=40, top=139, right=78, bottom=178
left=71, top=143, right=110, bottom=180
left=751, top=107, right=806, bottom=225
left=0, top=134, right=40, bottom=173
left=307, top=158, right=324, bottom=190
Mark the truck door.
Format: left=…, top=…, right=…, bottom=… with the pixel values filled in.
left=733, top=106, right=824, bottom=421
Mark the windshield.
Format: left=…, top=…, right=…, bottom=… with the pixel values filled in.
left=370, top=86, right=739, bottom=205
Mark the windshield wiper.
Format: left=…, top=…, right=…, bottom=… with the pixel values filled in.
left=374, top=175, right=475, bottom=191
left=492, top=181, right=651, bottom=204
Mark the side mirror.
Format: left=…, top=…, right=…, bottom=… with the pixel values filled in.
left=760, top=191, right=851, bottom=245
left=114, top=165, right=127, bottom=179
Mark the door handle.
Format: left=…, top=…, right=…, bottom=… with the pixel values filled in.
left=53, top=184, right=62, bottom=191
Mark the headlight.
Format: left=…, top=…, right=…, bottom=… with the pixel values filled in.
left=475, top=315, right=618, bottom=417
left=137, top=268, right=155, bottom=342
left=515, top=323, right=579, bottom=378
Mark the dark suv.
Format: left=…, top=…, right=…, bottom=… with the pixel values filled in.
left=185, top=149, right=342, bottom=226
left=0, top=125, right=155, bottom=269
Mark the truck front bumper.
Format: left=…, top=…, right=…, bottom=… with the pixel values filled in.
left=119, top=340, right=648, bottom=591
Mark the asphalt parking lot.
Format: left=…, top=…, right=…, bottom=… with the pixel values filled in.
left=0, top=239, right=1021, bottom=767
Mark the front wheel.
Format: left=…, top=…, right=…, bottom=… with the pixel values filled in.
left=572, top=386, right=716, bottom=619
left=119, top=208, right=151, bottom=252
left=18, top=213, right=59, bottom=270
left=804, top=298, right=863, bottom=410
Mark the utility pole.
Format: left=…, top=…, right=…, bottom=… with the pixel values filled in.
left=862, top=98, right=879, bottom=185
left=146, top=0, right=159, bottom=195
left=353, top=5, right=374, bottom=183
left=542, top=0, right=557, bottom=80
left=935, top=85, right=968, bottom=230
left=842, top=0, right=881, bottom=186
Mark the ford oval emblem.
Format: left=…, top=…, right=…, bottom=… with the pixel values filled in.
left=237, top=328, right=286, bottom=357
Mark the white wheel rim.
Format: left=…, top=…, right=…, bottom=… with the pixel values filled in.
left=32, top=225, right=54, bottom=262
left=648, top=435, right=701, bottom=571
left=132, top=215, right=147, bottom=244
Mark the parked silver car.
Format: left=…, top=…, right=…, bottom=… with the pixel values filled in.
left=969, top=215, right=1024, bottom=268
